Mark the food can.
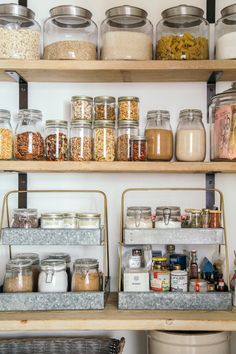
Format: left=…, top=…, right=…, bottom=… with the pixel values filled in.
left=150, top=269, right=170, bottom=291
left=189, top=279, right=208, bottom=293
left=171, top=270, right=188, bottom=292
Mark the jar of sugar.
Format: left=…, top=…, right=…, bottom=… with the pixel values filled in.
left=216, top=4, right=236, bottom=59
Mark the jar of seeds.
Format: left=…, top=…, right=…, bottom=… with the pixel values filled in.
left=71, top=96, right=93, bottom=121
left=45, top=120, right=68, bottom=161
left=94, top=120, right=116, bottom=161
left=118, top=97, right=139, bottom=121
left=70, top=120, right=93, bottom=161
left=94, top=96, right=116, bottom=121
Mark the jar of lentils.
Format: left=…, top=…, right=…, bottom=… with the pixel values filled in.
left=0, top=110, right=13, bottom=160
left=45, top=120, right=68, bottom=161
left=117, top=121, right=139, bottom=161
left=94, top=120, right=116, bottom=161
left=70, top=120, right=93, bottom=161
left=118, top=96, right=139, bottom=121
left=94, top=96, right=116, bottom=121
left=71, top=96, right=93, bottom=121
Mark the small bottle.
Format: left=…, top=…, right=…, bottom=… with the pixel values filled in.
left=217, top=276, right=225, bottom=292
left=190, top=250, right=198, bottom=279
left=164, top=244, right=176, bottom=269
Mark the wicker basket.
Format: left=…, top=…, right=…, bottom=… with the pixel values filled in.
left=0, top=336, right=125, bottom=354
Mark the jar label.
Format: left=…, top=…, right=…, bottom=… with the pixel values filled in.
left=150, top=271, right=170, bottom=291
left=171, top=273, right=188, bottom=292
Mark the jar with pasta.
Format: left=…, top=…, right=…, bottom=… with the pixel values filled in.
left=45, top=120, right=68, bottom=161
left=118, top=97, right=139, bottom=121
left=156, top=5, right=209, bottom=60
left=94, top=120, right=116, bottom=161
left=117, top=121, right=138, bottom=161
left=70, top=120, right=92, bottom=161
left=72, top=258, right=100, bottom=291
left=71, top=96, right=93, bottom=121
left=94, top=96, right=116, bottom=121
left=0, top=110, right=13, bottom=160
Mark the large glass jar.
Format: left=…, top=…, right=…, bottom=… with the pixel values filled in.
left=11, top=208, right=38, bottom=228
left=94, top=96, right=116, bottom=121
left=0, top=110, right=12, bottom=160
left=117, top=121, right=138, bottom=161
left=210, top=83, right=236, bottom=161
left=0, top=4, right=40, bottom=60
left=14, top=110, right=44, bottom=161
left=44, top=253, right=71, bottom=291
left=155, top=206, right=181, bottom=229
left=70, top=120, right=92, bottom=161
left=125, top=206, right=153, bottom=229
left=38, top=259, right=68, bottom=292
left=72, top=258, right=100, bottom=292
left=12, top=253, right=39, bottom=292
left=145, top=110, right=173, bottom=161
left=3, top=259, right=33, bottom=293
left=43, top=5, right=97, bottom=60
left=93, top=120, right=116, bottom=161
left=175, top=109, right=206, bottom=162
left=45, top=120, right=68, bottom=161
left=156, top=5, right=209, bottom=60
left=101, top=5, right=153, bottom=60
left=216, top=4, right=236, bottom=59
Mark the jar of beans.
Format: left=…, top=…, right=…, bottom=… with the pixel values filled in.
left=45, top=120, right=68, bottom=161
left=0, top=110, right=13, bottom=160
left=94, top=120, right=116, bottom=161
left=70, top=120, right=93, bottom=161
left=118, top=96, right=139, bottom=121
left=94, top=96, right=116, bottom=121
left=130, top=136, right=147, bottom=161
left=117, top=121, right=139, bottom=161
left=71, top=96, right=93, bottom=121
left=14, top=109, right=44, bottom=160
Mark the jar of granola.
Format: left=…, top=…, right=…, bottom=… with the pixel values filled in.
left=45, top=120, right=68, bottom=161
left=0, top=110, right=13, bottom=160
left=3, top=259, right=33, bottom=293
left=118, top=97, right=139, bottom=121
left=117, top=121, right=139, bottom=161
left=72, top=258, right=100, bottom=291
left=70, top=120, right=92, bottom=161
left=71, top=96, right=93, bottom=121
left=94, top=120, right=116, bottom=161
left=94, top=96, right=116, bottom=121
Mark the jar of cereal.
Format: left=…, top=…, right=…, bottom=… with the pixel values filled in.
left=117, top=121, right=139, bottom=161
left=71, top=96, right=93, bottom=121
left=94, top=96, right=116, bottom=121
left=70, top=120, right=93, bottom=161
left=118, top=96, right=139, bottom=121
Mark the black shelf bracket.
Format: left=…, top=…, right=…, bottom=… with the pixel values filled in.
left=206, top=173, right=215, bottom=209
left=207, top=0, right=216, bottom=24
left=18, top=0, right=27, bottom=7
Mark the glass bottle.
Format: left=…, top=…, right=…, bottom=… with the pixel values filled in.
left=0, top=110, right=13, bottom=160
left=175, top=109, right=206, bottom=162
left=70, top=120, right=93, bottom=161
left=190, top=250, right=198, bottom=279
left=164, top=244, right=176, bottom=269
left=3, top=259, right=33, bottom=293
left=117, top=121, right=138, bottom=161
left=38, top=259, right=68, bottom=292
left=72, top=258, right=100, bottom=291
left=45, top=120, right=68, bottom=161
left=93, top=120, right=116, bottom=161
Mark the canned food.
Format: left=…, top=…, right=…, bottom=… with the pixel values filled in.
left=189, top=279, right=208, bottom=293
left=150, top=269, right=170, bottom=291
left=171, top=270, right=188, bottom=292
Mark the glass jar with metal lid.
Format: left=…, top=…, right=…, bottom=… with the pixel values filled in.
left=145, top=110, right=173, bottom=161
left=72, top=258, right=100, bottom=291
left=93, top=120, right=116, bottom=161
left=77, top=213, right=101, bottom=229
left=44, top=253, right=71, bottom=291
left=43, top=5, right=97, bottom=60
left=117, top=121, right=139, bottom=161
left=0, top=110, right=12, bottom=160
left=0, top=4, right=40, bottom=60
left=71, top=96, right=93, bottom=121
left=118, top=97, right=139, bottom=121
left=155, top=206, right=181, bottom=229
left=38, top=259, right=68, bottom=292
left=125, top=206, right=153, bottom=229
left=14, top=109, right=44, bottom=161
left=130, top=136, right=147, bottom=161
left=41, top=213, right=64, bottom=229
left=45, top=120, right=68, bottom=161
left=101, top=5, right=153, bottom=60
left=70, top=120, right=92, bottom=161
left=63, top=213, right=77, bottom=229
left=156, top=5, right=209, bottom=60
left=216, top=4, right=236, bottom=59
left=11, top=208, right=38, bottom=228
left=185, top=209, right=202, bottom=228
left=13, top=253, right=39, bottom=292
left=3, top=259, right=33, bottom=293
left=94, top=96, right=116, bottom=121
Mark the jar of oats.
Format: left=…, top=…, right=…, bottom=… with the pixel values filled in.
left=70, top=120, right=93, bottom=161
left=72, top=258, right=100, bottom=292
left=71, top=96, right=93, bottom=121
left=94, top=120, right=116, bottom=161
left=0, top=110, right=13, bottom=160
left=118, top=97, right=139, bottom=121
left=117, top=121, right=139, bottom=161
left=3, top=259, right=33, bottom=293
left=45, top=120, right=68, bottom=161
left=94, top=96, right=116, bottom=121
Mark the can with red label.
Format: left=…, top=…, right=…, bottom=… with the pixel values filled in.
left=150, top=269, right=170, bottom=291
left=189, top=279, right=208, bottom=293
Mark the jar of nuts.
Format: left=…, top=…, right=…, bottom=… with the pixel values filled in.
left=0, top=110, right=13, bottom=160
left=71, top=96, right=93, bottom=121
left=118, top=96, right=139, bottom=121
left=117, top=121, right=139, bottom=161
left=45, top=120, right=68, bottom=161
left=94, top=120, right=116, bottom=161
left=70, top=120, right=93, bottom=161
left=3, top=259, right=33, bottom=293
left=94, top=96, right=116, bottom=121
left=130, top=136, right=147, bottom=161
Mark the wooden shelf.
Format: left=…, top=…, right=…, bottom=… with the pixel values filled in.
left=1, top=59, right=236, bottom=83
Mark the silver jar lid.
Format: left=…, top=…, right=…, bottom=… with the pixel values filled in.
left=71, top=96, right=93, bottom=102
left=130, top=135, right=146, bottom=141
left=105, top=5, right=147, bottom=19
left=221, top=4, right=236, bottom=18
left=162, top=5, right=204, bottom=19
left=156, top=206, right=181, bottom=217
left=41, top=259, right=66, bottom=272
left=118, top=121, right=139, bottom=128
left=18, top=109, right=42, bottom=121
left=0, top=109, right=10, bottom=120
left=179, top=109, right=202, bottom=120
left=0, top=3, right=35, bottom=20
left=94, top=120, right=115, bottom=128
left=13, top=253, right=39, bottom=265
left=127, top=207, right=152, bottom=216
left=41, top=213, right=64, bottom=219
left=6, top=259, right=32, bottom=271
left=71, top=120, right=92, bottom=128
left=118, top=96, right=139, bottom=102
left=46, top=120, right=68, bottom=127
left=94, top=96, right=115, bottom=104
left=77, top=213, right=101, bottom=219
left=45, top=253, right=71, bottom=264
left=147, top=110, right=170, bottom=120
left=105, top=5, right=148, bottom=28
left=49, top=5, right=93, bottom=28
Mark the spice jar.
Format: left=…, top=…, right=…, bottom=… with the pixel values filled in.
left=41, top=213, right=64, bottom=229
left=201, top=209, right=210, bottom=228
left=0, top=110, right=12, bottom=160
left=209, top=210, right=222, bottom=228
left=125, top=206, right=153, bottom=229
left=150, top=257, right=170, bottom=291
left=188, top=209, right=202, bottom=228
left=3, top=259, right=33, bottom=293
left=70, top=120, right=93, bottom=161
left=117, top=121, right=139, bottom=161
left=118, top=97, right=139, bottom=122
left=94, top=96, right=116, bottom=121
left=71, top=96, right=93, bottom=121
left=72, top=258, right=100, bottom=291
left=11, top=208, right=38, bottom=228
left=216, top=4, right=236, bottom=59
left=101, top=5, right=153, bottom=60
left=77, top=213, right=101, bottom=229
left=44, top=5, right=97, bottom=60
left=176, top=109, right=206, bottom=162
left=14, top=109, right=44, bottom=161
left=0, top=4, right=40, bottom=60
left=156, top=5, right=209, bottom=60
left=93, top=120, right=116, bottom=161
left=155, top=206, right=181, bottom=229
left=44, top=253, right=71, bottom=291
left=38, top=259, right=68, bottom=293
left=63, top=213, right=77, bottom=229
left=45, top=120, right=68, bottom=161
left=13, top=253, right=39, bottom=292
left=145, top=110, right=173, bottom=161
left=130, top=136, right=147, bottom=161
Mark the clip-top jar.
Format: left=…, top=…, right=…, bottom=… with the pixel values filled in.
left=45, top=120, right=68, bottom=161
left=44, top=5, right=97, bottom=60
left=44, top=253, right=71, bottom=291
left=72, top=258, right=100, bottom=291
left=38, top=259, right=68, bottom=293
left=70, top=120, right=92, bottom=161
left=125, top=206, right=153, bottom=229
left=13, top=253, right=39, bottom=292
left=3, top=259, right=33, bottom=293
left=216, top=4, right=236, bottom=59
left=0, top=110, right=12, bottom=160
left=156, top=5, right=209, bottom=60
left=155, top=206, right=181, bottom=229
left=101, top=5, right=153, bottom=60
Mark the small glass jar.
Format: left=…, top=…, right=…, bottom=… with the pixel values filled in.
left=44, top=253, right=71, bottom=291
left=201, top=209, right=210, bottom=228
left=0, top=4, right=40, bottom=60
left=38, top=259, right=68, bottom=293
left=189, top=209, right=202, bottom=228
left=77, top=213, right=101, bottom=229
left=145, top=110, right=173, bottom=161
left=175, top=109, right=206, bottom=162
left=93, top=120, right=116, bottom=161
left=216, top=4, right=236, bottom=59
left=11, top=208, right=38, bottom=228
left=40, top=213, right=64, bottom=229
left=70, top=120, right=93, bottom=161
left=0, top=110, right=13, bottom=160
left=71, top=96, right=93, bottom=121
left=118, top=97, right=139, bottom=122
left=125, top=206, right=153, bottom=229
left=101, top=5, right=153, bottom=60
left=43, top=5, right=97, bottom=60
left=117, top=121, right=139, bottom=161
left=155, top=206, right=181, bottom=229
left=3, top=259, right=33, bottom=293
left=45, top=120, right=68, bottom=161
left=12, top=253, right=39, bottom=292
left=94, top=96, right=116, bottom=121
left=156, top=5, right=209, bottom=60
left=72, top=258, right=100, bottom=291
left=209, top=210, right=222, bottom=228
left=63, top=213, right=77, bottom=229
left=14, top=109, right=44, bottom=161
left=130, top=136, right=147, bottom=161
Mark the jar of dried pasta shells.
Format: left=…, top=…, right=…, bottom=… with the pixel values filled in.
left=72, top=258, right=100, bottom=291
left=94, top=120, right=116, bottom=161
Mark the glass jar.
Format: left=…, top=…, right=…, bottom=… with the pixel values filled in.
left=12, top=253, right=39, bottom=292
left=130, top=136, right=147, bottom=161
left=150, top=257, right=170, bottom=292
left=44, top=253, right=71, bottom=291
left=201, top=209, right=210, bottom=228
left=11, top=208, right=38, bottom=228
left=156, top=5, right=209, bottom=60
left=93, top=120, right=116, bottom=161
left=0, top=110, right=12, bottom=160
left=101, top=5, right=153, bottom=60
left=14, top=109, right=44, bottom=161
left=117, top=121, right=139, bottom=161
left=45, top=120, right=68, bottom=161
left=63, top=213, right=77, bottom=229
left=145, top=110, right=173, bottom=161
left=216, top=4, right=236, bottom=59
left=188, top=209, right=202, bottom=228
left=3, top=259, right=33, bottom=293
left=71, top=96, right=93, bottom=121
left=70, top=120, right=93, bottom=161
left=38, top=259, right=68, bottom=292
left=40, top=213, right=64, bottom=229
left=43, top=5, right=97, bottom=60
left=176, top=109, right=206, bottom=162
left=0, top=4, right=40, bottom=60
left=155, top=206, right=181, bottom=229
left=94, top=96, right=116, bottom=121
left=72, top=258, right=100, bottom=291
left=118, top=97, right=139, bottom=122
left=125, top=206, right=153, bottom=229
left=209, top=210, right=222, bottom=228
left=77, top=213, right=101, bottom=229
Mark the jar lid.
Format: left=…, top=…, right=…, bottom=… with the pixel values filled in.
left=211, top=82, right=236, bottom=102
left=13, top=253, right=39, bottom=265
left=127, top=206, right=152, bottom=216
left=63, top=213, right=77, bottom=217
left=18, top=109, right=42, bottom=121
left=70, top=120, right=92, bottom=128
left=71, top=96, right=93, bottom=102
left=221, top=4, right=236, bottom=18
left=147, top=110, right=170, bottom=120
left=0, top=109, right=10, bottom=120
left=185, top=208, right=202, bottom=214
left=130, top=135, right=146, bottom=141
left=162, top=5, right=204, bottom=19
left=41, top=259, right=66, bottom=271
left=0, top=3, right=35, bottom=20
left=41, top=213, right=64, bottom=219
left=118, top=96, right=139, bottom=102
left=74, top=258, right=99, bottom=269
left=166, top=244, right=175, bottom=252
left=46, top=120, right=68, bottom=127
left=156, top=206, right=181, bottom=216
left=179, top=109, right=203, bottom=120
left=105, top=5, right=147, bottom=19
left=77, top=213, right=101, bottom=219
left=172, top=265, right=183, bottom=271
left=6, top=259, right=32, bottom=271
left=118, top=121, right=139, bottom=128
left=153, top=257, right=167, bottom=262
left=94, top=120, right=115, bottom=127
left=94, top=96, right=115, bottom=103
left=48, top=6, right=93, bottom=28
left=13, top=208, right=37, bottom=216
left=209, top=210, right=222, bottom=214
left=45, top=253, right=71, bottom=264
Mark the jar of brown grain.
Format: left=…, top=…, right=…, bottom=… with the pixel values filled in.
left=72, top=258, right=100, bottom=291
left=3, top=259, right=33, bottom=293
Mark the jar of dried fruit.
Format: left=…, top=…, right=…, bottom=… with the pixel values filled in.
left=156, top=5, right=209, bottom=60
left=70, top=120, right=93, bottom=161
left=94, top=120, right=116, bottom=161
left=130, top=136, right=147, bottom=161
left=71, top=96, right=93, bottom=121
left=0, top=110, right=13, bottom=160
left=45, top=120, right=68, bottom=161
left=94, top=96, right=116, bottom=121
left=117, top=121, right=139, bottom=161
left=3, top=259, right=33, bottom=293
left=72, top=258, right=100, bottom=291
left=14, top=109, right=44, bottom=160
left=118, top=96, right=139, bottom=122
